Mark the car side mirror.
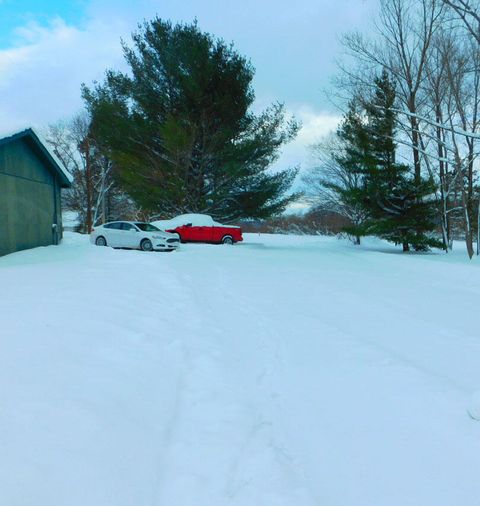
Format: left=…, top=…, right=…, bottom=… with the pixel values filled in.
left=185, top=223, right=192, bottom=227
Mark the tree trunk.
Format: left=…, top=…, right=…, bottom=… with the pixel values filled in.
left=84, top=139, right=93, bottom=234
left=477, top=198, right=480, bottom=255
left=461, top=189, right=474, bottom=259
left=403, top=242, right=410, bottom=252
left=435, top=108, right=450, bottom=251
left=410, top=115, right=422, bottom=183
left=101, top=193, right=107, bottom=224
left=466, top=234, right=474, bottom=259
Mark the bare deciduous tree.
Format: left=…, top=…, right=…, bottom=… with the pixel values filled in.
left=441, top=0, right=480, bottom=44
left=333, top=0, right=480, bottom=257
left=342, top=0, right=444, bottom=182
left=443, top=35, right=480, bottom=256
left=302, top=134, right=369, bottom=244
left=46, top=113, right=135, bottom=232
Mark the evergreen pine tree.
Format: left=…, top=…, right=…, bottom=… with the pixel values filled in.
left=363, top=71, right=441, bottom=251
left=82, top=19, right=299, bottom=221
left=334, top=70, right=441, bottom=251
left=332, top=101, right=375, bottom=243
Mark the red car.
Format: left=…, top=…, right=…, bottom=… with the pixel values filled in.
left=153, top=214, right=243, bottom=245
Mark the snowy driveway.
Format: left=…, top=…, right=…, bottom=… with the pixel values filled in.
left=1, top=233, right=479, bottom=505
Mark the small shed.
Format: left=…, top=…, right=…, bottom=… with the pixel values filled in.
left=0, top=128, right=72, bottom=257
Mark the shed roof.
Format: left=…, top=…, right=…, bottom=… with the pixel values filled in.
left=0, top=128, right=73, bottom=188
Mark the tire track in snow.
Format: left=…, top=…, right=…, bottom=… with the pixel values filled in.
left=181, top=261, right=320, bottom=505
left=222, top=294, right=321, bottom=505
left=139, top=263, right=205, bottom=506
left=143, top=254, right=320, bottom=505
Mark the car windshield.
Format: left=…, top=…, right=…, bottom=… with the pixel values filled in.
left=135, top=222, right=160, bottom=232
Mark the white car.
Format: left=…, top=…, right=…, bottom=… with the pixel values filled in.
left=90, top=221, right=180, bottom=252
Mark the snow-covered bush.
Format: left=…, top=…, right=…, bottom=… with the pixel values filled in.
left=240, top=210, right=350, bottom=236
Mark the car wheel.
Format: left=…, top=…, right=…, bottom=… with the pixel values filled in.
left=95, top=236, right=107, bottom=246
left=141, top=239, right=153, bottom=251
left=222, top=235, right=234, bottom=245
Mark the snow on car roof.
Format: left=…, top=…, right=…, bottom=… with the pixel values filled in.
left=167, top=214, right=213, bottom=226
left=152, top=214, right=240, bottom=229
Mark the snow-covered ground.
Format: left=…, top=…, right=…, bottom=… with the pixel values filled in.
left=1, top=233, right=479, bottom=506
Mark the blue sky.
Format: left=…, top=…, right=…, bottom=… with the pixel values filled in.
left=0, top=0, right=377, bottom=171
left=0, top=0, right=86, bottom=46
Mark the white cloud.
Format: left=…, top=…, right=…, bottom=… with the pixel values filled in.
left=0, top=17, right=127, bottom=134
left=294, top=106, right=340, bottom=145
left=272, top=105, right=340, bottom=173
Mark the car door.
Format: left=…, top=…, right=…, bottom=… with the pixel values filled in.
left=184, top=224, right=211, bottom=242
left=120, top=222, right=140, bottom=248
left=175, top=218, right=212, bottom=242
left=188, top=223, right=204, bottom=242
left=195, top=216, right=214, bottom=242
left=110, top=222, right=133, bottom=248
left=181, top=221, right=213, bottom=242
left=105, top=222, right=123, bottom=247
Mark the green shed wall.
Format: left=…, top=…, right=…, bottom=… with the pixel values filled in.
left=0, top=138, right=63, bottom=257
